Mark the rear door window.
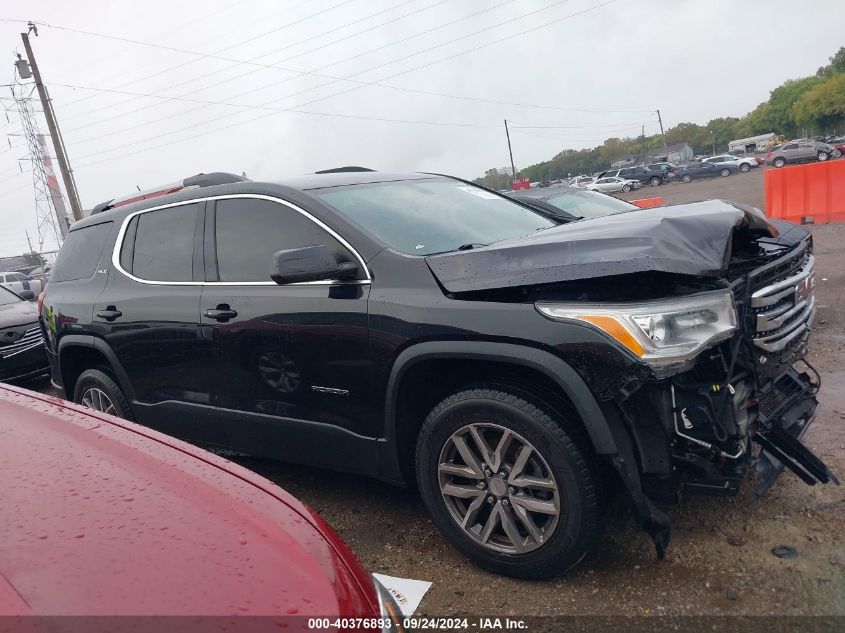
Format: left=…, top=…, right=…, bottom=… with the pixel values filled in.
left=130, top=204, right=199, bottom=282
left=51, top=222, right=113, bottom=282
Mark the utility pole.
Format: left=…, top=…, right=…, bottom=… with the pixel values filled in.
left=504, top=119, right=517, bottom=180
left=21, top=24, right=82, bottom=221
left=656, top=109, right=668, bottom=156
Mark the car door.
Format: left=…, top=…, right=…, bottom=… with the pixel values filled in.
left=197, top=195, right=376, bottom=470
left=797, top=143, right=815, bottom=160
left=96, top=201, right=211, bottom=442
left=779, top=143, right=799, bottom=162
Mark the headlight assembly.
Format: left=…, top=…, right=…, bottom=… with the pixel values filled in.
left=536, top=291, right=737, bottom=376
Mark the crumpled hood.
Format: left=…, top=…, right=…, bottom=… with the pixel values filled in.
left=426, top=200, right=781, bottom=293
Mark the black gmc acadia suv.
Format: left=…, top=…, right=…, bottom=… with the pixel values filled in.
left=40, top=170, right=836, bottom=579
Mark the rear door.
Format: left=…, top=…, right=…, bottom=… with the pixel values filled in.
left=197, top=195, right=376, bottom=469
left=96, top=201, right=212, bottom=442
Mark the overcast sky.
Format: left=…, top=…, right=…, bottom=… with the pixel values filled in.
left=0, top=0, right=843, bottom=256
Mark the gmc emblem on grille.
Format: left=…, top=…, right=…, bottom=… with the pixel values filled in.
left=794, top=273, right=815, bottom=303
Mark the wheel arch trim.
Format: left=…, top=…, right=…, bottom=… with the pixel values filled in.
left=57, top=335, right=136, bottom=402
left=380, top=341, right=617, bottom=480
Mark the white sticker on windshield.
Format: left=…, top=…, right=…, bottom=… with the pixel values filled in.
left=456, top=185, right=500, bottom=200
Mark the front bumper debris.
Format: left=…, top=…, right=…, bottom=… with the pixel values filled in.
left=753, top=367, right=838, bottom=499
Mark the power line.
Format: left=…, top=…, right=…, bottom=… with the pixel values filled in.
left=57, top=0, right=493, bottom=137
left=19, top=0, right=352, bottom=116
left=58, top=0, right=446, bottom=133
left=64, top=0, right=573, bottom=156
left=71, top=0, right=620, bottom=169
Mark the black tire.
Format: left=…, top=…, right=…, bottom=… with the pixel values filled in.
left=832, top=149, right=842, bottom=159
left=416, top=387, right=602, bottom=579
left=720, top=168, right=731, bottom=177
left=73, top=368, right=135, bottom=420
left=649, top=176, right=661, bottom=186
left=682, top=174, right=692, bottom=183
left=621, top=184, right=632, bottom=192
left=739, top=163, right=750, bottom=173
left=817, top=151, right=829, bottom=162
left=773, top=157, right=786, bottom=168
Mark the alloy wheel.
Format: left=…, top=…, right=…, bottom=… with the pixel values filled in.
left=438, top=423, right=561, bottom=554
left=80, top=387, right=117, bottom=415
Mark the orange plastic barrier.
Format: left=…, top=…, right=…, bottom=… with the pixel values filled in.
left=765, top=160, right=845, bottom=224
left=630, top=197, right=664, bottom=209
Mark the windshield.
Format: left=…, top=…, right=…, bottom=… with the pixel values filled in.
left=313, top=178, right=556, bottom=255
left=542, top=190, right=638, bottom=220
left=0, top=284, right=23, bottom=306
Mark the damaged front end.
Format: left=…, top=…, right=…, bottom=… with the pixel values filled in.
left=428, top=199, right=838, bottom=557
left=604, top=231, right=837, bottom=556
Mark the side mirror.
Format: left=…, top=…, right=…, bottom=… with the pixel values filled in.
left=270, top=245, right=359, bottom=285
left=19, top=289, right=35, bottom=301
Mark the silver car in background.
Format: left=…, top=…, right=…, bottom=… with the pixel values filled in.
left=766, top=140, right=834, bottom=168
left=586, top=176, right=641, bottom=193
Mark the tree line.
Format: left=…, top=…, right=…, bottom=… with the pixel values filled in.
left=474, top=47, right=845, bottom=188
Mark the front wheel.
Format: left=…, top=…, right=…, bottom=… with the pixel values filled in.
left=773, top=157, right=786, bottom=168
left=682, top=174, right=692, bottom=183
left=621, top=184, right=632, bottom=192
left=832, top=149, right=842, bottom=158
left=416, top=388, right=601, bottom=579
left=817, top=151, right=829, bottom=162
left=739, top=163, right=750, bottom=173
left=720, top=168, right=731, bottom=177
left=73, top=368, right=135, bottom=420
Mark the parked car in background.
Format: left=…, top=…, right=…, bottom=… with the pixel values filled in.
left=766, top=141, right=834, bottom=167
left=0, top=284, right=47, bottom=383
left=569, top=175, right=595, bottom=188
left=586, top=175, right=642, bottom=193
left=646, top=162, right=679, bottom=179
left=508, top=185, right=640, bottom=222
left=675, top=161, right=737, bottom=182
left=0, top=383, right=401, bottom=619
left=0, top=271, right=42, bottom=298
left=702, top=153, right=757, bottom=173
left=600, top=165, right=666, bottom=186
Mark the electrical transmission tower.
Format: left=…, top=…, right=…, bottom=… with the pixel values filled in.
left=11, top=83, right=68, bottom=252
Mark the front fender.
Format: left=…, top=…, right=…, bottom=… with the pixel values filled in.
left=379, top=341, right=618, bottom=482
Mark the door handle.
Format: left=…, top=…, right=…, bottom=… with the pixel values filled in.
left=96, top=306, right=122, bottom=321
left=203, top=305, right=238, bottom=322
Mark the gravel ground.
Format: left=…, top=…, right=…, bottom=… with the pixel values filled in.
left=29, top=167, right=845, bottom=617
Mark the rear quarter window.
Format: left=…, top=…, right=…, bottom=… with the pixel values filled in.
left=50, top=222, right=113, bottom=282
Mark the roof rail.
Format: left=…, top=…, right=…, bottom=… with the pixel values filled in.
left=89, top=172, right=249, bottom=215
left=314, top=166, right=376, bottom=174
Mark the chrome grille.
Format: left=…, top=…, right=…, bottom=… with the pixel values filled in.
left=0, top=327, right=44, bottom=359
left=750, top=253, right=815, bottom=353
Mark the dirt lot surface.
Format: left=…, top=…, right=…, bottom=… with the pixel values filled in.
left=31, top=167, right=845, bottom=617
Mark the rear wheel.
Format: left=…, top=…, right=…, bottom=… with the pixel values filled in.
left=773, top=157, right=786, bottom=168
left=739, top=163, right=750, bottom=173
left=720, top=168, right=731, bottom=177
left=74, top=369, right=134, bottom=420
left=817, top=151, right=829, bottom=162
left=649, top=176, right=661, bottom=186
left=416, top=387, right=601, bottom=579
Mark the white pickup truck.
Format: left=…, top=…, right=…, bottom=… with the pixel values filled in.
left=0, top=272, right=42, bottom=299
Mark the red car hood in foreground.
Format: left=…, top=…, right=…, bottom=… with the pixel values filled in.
left=0, top=384, right=378, bottom=616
